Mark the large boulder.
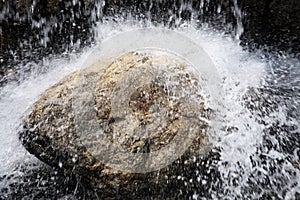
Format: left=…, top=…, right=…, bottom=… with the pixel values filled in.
left=19, top=50, right=212, bottom=191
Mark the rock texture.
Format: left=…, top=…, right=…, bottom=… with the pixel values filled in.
left=19, top=51, right=212, bottom=190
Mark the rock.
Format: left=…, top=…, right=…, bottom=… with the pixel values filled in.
left=19, top=50, right=212, bottom=190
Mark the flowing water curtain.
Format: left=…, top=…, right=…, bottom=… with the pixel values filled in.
left=0, top=0, right=246, bottom=88
left=0, top=0, right=104, bottom=70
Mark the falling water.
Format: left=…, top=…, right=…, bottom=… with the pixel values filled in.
left=0, top=0, right=299, bottom=199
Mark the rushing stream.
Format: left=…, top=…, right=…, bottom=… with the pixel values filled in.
left=0, top=1, right=299, bottom=199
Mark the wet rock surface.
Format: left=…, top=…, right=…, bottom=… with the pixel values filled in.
left=18, top=51, right=212, bottom=194
left=0, top=162, right=78, bottom=200
left=0, top=150, right=222, bottom=199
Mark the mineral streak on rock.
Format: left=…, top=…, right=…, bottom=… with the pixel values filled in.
left=19, top=50, right=212, bottom=190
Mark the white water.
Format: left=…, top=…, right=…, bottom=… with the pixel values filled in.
left=0, top=18, right=299, bottom=198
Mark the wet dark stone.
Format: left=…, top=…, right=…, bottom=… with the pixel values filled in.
left=0, top=162, right=78, bottom=200
left=0, top=151, right=222, bottom=199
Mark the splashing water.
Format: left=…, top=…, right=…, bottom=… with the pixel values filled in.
left=0, top=1, right=299, bottom=199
